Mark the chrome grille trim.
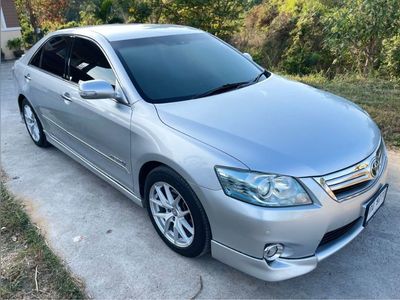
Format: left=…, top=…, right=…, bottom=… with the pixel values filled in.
left=314, top=140, right=386, bottom=202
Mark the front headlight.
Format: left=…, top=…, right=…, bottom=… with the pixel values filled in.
left=215, top=167, right=312, bottom=207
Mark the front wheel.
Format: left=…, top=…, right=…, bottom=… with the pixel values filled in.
left=144, top=166, right=211, bottom=257
left=22, top=99, right=49, bottom=147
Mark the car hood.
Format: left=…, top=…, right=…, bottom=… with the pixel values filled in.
left=155, top=74, right=381, bottom=177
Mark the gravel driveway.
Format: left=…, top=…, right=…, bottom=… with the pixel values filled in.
left=1, top=61, right=400, bottom=298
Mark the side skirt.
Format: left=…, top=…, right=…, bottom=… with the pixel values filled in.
left=46, top=132, right=143, bottom=207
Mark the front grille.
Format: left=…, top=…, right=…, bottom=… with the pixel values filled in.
left=318, top=218, right=360, bottom=247
left=332, top=180, right=371, bottom=199
left=315, top=140, right=386, bottom=201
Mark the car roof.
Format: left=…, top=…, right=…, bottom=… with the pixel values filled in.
left=56, top=24, right=203, bottom=42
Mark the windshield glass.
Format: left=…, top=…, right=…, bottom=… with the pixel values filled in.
left=112, top=33, right=267, bottom=103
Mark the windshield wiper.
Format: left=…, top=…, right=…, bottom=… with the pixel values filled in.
left=252, top=70, right=267, bottom=83
left=192, top=70, right=268, bottom=99
left=193, top=81, right=249, bottom=99
left=239, top=70, right=267, bottom=88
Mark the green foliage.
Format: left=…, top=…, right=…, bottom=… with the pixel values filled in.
left=14, top=0, right=35, bottom=47
left=232, top=1, right=290, bottom=68
left=281, top=1, right=332, bottom=75
left=324, top=0, right=400, bottom=75
left=6, top=38, right=23, bottom=51
left=98, top=0, right=124, bottom=23
left=126, top=0, right=244, bottom=39
left=12, top=0, right=400, bottom=78
left=19, top=18, right=35, bottom=47
left=234, top=0, right=400, bottom=77
left=79, top=0, right=124, bottom=25
left=164, top=0, right=244, bottom=40
left=41, top=21, right=80, bottom=35
left=98, top=0, right=113, bottom=22
left=79, top=2, right=102, bottom=26
left=128, top=1, right=153, bottom=23
left=380, top=35, right=400, bottom=78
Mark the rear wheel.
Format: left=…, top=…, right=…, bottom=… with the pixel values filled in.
left=144, top=166, right=211, bottom=257
left=22, top=99, right=49, bottom=147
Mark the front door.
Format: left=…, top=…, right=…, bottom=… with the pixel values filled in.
left=53, top=37, right=133, bottom=190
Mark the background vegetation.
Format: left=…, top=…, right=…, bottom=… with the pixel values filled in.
left=13, top=0, right=400, bottom=147
left=15, top=0, right=400, bottom=78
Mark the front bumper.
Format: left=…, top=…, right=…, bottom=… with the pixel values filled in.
left=211, top=217, right=363, bottom=282
left=192, top=157, right=388, bottom=281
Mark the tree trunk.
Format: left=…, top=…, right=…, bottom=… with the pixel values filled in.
left=363, top=38, right=377, bottom=76
left=26, top=0, right=39, bottom=43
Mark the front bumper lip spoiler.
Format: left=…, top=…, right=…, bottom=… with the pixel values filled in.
left=211, top=218, right=365, bottom=281
left=212, top=240, right=317, bottom=282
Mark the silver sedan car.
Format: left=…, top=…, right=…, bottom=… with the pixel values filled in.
left=13, top=24, right=389, bottom=281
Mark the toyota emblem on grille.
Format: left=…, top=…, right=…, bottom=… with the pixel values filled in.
left=370, top=157, right=380, bottom=178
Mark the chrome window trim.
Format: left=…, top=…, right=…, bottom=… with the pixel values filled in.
left=28, top=64, right=74, bottom=85
left=314, top=140, right=386, bottom=202
left=27, top=33, right=130, bottom=106
left=28, top=34, right=71, bottom=81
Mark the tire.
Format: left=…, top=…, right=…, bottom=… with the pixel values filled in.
left=144, top=166, right=211, bottom=257
left=21, top=98, right=49, bottom=147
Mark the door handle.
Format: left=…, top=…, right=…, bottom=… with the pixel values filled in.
left=24, top=74, right=31, bottom=81
left=61, top=92, right=72, bottom=102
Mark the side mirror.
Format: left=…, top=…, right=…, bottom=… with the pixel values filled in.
left=79, top=79, right=118, bottom=100
left=243, top=52, right=253, bottom=61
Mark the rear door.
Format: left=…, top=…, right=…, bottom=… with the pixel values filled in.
left=25, top=35, right=73, bottom=139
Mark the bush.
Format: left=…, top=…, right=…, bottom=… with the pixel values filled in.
left=380, top=35, right=400, bottom=78
left=232, top=1, right=293, bottom=69
left=11, top=0, right=400, bottom=78
left=17, top=14, right=35, bottom=48
left=235, top=0, right=400, bottom=77
left=6, top=37, right=23, bottom=50
left=41, top=20, right=79, bottom=35
left=281, top=2, right=335, bottom=75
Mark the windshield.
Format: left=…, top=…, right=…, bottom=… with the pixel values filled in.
left=112, top=33, right=267, bottom=103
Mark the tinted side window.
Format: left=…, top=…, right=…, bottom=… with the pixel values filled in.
left=40, top=36, right=69, bottom=77
left=69, top=38, right=116, bottom=85
left=30, top=47, right=43, bottom=68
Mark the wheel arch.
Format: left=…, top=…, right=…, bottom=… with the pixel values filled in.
left=18, top=94, right=26, bottom=113
left=138, top=159, right=214, bottom=248
left=136, top=157, right=204, bottom=208
left=138, top=160, right=165, bottom=200
left=135, top=152, right=205, bottom=203
left=17, top=94, right=46, bottom=130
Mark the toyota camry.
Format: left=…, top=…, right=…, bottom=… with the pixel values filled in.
left=12, top=24, right=388, bottom=281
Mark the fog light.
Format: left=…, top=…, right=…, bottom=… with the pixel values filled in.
left=264, top=244, right=284, bottom=262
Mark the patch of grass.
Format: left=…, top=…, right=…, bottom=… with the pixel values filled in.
left=286, top=74, right=400, bottom=149
left=0, top=174, right=86, bottom=299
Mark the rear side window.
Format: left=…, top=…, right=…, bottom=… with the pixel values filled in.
left=69, top=38, right=116, bottom=85
left=30, top=47, right=42, bottom=68
left=33, top=36, right=69, bottom=77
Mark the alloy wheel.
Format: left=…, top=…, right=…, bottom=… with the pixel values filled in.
left=149, top=182, right=195, bottom=247
left=23, top=104, right=40, bottom=142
